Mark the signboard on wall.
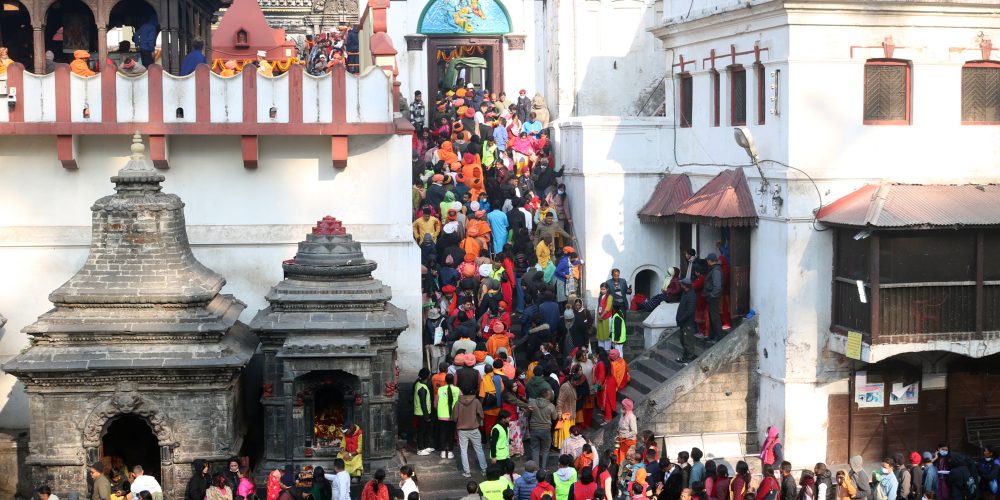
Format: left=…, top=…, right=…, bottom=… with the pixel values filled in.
left=890, top=382, right=919, bottom=405
left=846, top=331, right=863, bottom=360
left=856, top=383, right=884, bottom=408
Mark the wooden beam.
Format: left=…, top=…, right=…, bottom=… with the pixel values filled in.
left=869, top=234, right=880, bottom=342
left=241, top=135, right=258, bottom=169
left=331, top=135, right=348, bottom=169
left=57, top=135, right=78, bottom=169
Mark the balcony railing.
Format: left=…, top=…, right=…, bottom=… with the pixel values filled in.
left=833, top=277, right=1000, bottom=343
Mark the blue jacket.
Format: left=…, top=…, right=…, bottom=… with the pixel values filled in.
left=513, top=472, right=539, bottom=500
left=493, top=126, right=508, bottom=151
left=134, top=16, right=158, bottom=52
left=487, top=210, right=509, bottom=253
left=555, top=256, right=570, bottom=283
left=539, top=300, right=561, bottom=334
left=180, top=49, right=205, bottom=76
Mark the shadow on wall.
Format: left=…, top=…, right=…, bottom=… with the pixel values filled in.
left=570, top=0, right=666, bottom=117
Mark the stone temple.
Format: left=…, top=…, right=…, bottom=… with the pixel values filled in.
left=2, top=135, right=258, bottom=498
left=251, top=216, right=406, bottom=475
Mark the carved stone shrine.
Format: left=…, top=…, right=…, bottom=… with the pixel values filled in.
left=2, top=135, right=258, bottom=498
left=250, top=216, right=406, bottom=474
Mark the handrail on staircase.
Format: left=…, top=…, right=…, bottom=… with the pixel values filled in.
left=651, top=431, right=758, bottom=461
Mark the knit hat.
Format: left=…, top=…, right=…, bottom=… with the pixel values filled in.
left=431, top=173, right=444, bottom=183
left=441, top=284, right=456, bottom=293
left=456, top=88, right=467, bottom=97
left=74, top=50, right=90, bottom=59
left=524, top=461, right=539, bottom=473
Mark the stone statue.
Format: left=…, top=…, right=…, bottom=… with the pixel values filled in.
left=532, top=92, right=551, bottom=128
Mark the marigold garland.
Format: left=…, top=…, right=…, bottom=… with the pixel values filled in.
left=436, top=45, right=485, bottom=63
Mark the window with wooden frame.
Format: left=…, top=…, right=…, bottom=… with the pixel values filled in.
left=679, top=73, right=693, bottom=128
left=863, top=59, right=911, bottom=125
left=755, top=63, right=766, bottom=125
left=710, top=69, right=720, bottom=127
left=729, top=65, right=747, bottom=126
left=961, top=61, right=1000, bottom=124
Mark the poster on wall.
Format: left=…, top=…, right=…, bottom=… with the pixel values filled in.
left=890, top=382, right=919, bottom=405
left=856, top=383, right=884, bottom=408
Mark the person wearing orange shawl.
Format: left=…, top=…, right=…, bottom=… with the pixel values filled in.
left=575, top=443, right=596, bottom=473
left=616, top=398, right=637, bottom=464
left=437, top=141, right=461, bottom=170
left=441, top=284, right=458, bottom=316
left=70, top=50, right=96, bottom=77
left=220, top=60, right=238, bottom=77
left=594, top=348, right=630, bottom=423
left=459, top=153, right=486, bottom=199
left=459, top=226, right=483, bottom=262
left=485, top=320, right=512, bottom=358
left=0, top=47, right=14, bottom=77
left=265, top=469, right=282, bottom=500
left=467, top=210, right=492, bottom=248
left=480, top=361, right=505, bottom=436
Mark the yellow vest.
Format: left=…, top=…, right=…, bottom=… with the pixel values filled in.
left=436, top=385, right=460, bottom=419
left=413, top=381, right=431, bottom=416
left=492, top=424, right=509, bottom=460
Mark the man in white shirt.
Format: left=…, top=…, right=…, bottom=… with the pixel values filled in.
left=328, top=458, right=352, bottom=500
left=126, top=465, right=163, bottom=500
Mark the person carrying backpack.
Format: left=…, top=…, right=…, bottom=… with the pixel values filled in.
left=945, top=455, right=975, bottom=500
left=893, top=453, right=912, bottom=500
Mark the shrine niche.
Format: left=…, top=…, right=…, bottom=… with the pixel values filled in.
left=251, top=216, right=406, bottom=474
left=256, top=0, right=356, bottom=36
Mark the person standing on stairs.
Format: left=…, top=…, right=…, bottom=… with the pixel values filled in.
left=616, top=398, right=638, bottom=465
left=703, top=254, right=724, bottom=343
left=675, top=278, right=698, bottom=364
left=609, top=305, right=628, bottom=360
left=596, top=283, right=614, bottom=352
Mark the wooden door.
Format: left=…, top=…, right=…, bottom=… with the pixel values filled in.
left=847, top=362, right=923, bottom=463
left=728, top=227, right=751, bottom=319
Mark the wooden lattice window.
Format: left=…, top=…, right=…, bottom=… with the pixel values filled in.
left=863, top=59, right=911, bottom=125
left=710, top=69, right=720, bottom=127
left=679, top=73, right=693, bottom=128
left=755, top=63, right=766, bottom=125
left=730, top=65, right=746, bottom=126
left=961, top=62, right=1000, bottom=124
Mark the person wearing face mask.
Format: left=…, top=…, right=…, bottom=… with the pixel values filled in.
left=934, top=446, right=951, bottom=500
left=876, top=459, right=899, bottom=500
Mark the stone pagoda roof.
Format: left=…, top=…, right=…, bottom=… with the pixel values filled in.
left=250, top=216, right=408, bottom=335
left=3, top=135, right=257, bottom=379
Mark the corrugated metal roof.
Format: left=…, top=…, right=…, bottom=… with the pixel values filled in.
left=637, top=174, right=694, bottom=223
left=816, top=184, right=1000, bottom=228
left=673, top=168, right=759, bottom=227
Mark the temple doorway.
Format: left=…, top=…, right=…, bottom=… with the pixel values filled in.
left=0, top=0, right=33, bottom=69
left=634, top=268, right=661, bottom=301
left=44, top=0, right=96, bottom=64
left=427, top=37, right=502, bottom=96
left=417, top=0, right=512, bottom=97
left=101, top=414, right=161, bottom=482
left=298, top=370, right=361, bottom=457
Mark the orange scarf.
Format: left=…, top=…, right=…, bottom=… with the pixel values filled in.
left=612, top=358, right=628, bottom=386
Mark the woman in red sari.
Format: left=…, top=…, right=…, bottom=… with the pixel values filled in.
left=594, top=348, right=630, bottom=422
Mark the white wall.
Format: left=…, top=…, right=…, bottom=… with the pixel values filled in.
left=0, top=134, right=420, bottom=429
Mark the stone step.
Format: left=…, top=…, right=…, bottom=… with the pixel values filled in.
left=634, top=357, right=673, bottom=383
left=627, top=368, right=661, bottom=394
left=647, top=348, right=687, bottom=372
left=619, top=385, right=645, bottom=406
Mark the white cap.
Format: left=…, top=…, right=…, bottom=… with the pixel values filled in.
left=256, top=50, right=266, bottom=58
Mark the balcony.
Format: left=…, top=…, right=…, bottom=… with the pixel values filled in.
left=828, top=228, right=1000, bottom=362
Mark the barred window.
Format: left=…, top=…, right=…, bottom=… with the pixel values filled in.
left=730, top=66, right=746, bottom=126
left=710, top=70, right=720, bottom=127
left=961, top=62, right=1000, bottom=124
left=679, top=73, right=693, bottom=127
left=863, top=60, right=911, bottom=124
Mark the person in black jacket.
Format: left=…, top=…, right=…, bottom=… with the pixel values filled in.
left=780, top=461, right=798, bottom=500
left=703, top=254, right=724, bottom=342
left=185, top=459, right=209, bottom=500
left=675, top=279, right=697, bottom=363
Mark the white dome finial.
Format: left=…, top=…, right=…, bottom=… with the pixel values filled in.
left=130, top=132, right=145, bottom=160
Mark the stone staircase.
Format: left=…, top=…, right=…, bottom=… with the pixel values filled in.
left=619, top=326, right=710, bottom=404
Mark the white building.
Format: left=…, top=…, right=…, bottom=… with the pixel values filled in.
left=557, top=0, right=1000, bottom=465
